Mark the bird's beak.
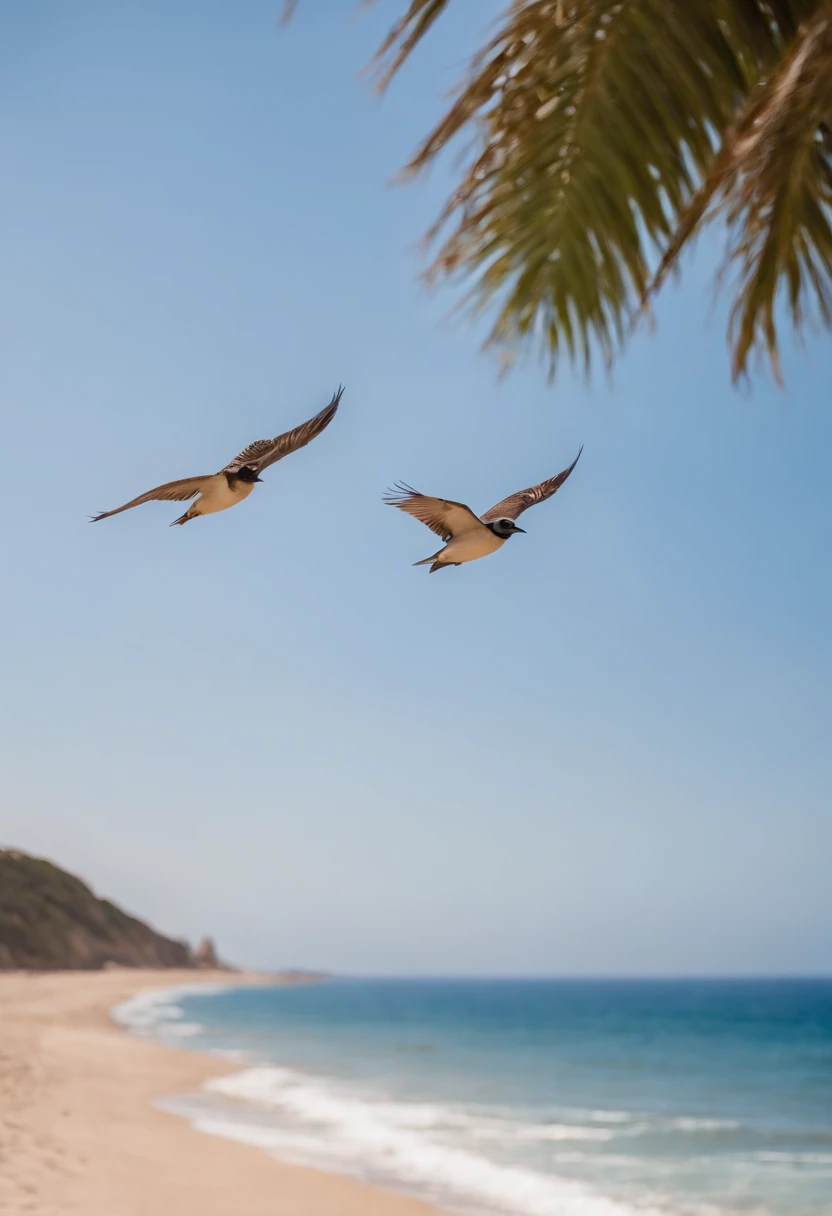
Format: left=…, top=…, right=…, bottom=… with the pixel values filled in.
left=513, top=526, right=526, bottom=534
left=255, top=475, right=263, bottom=482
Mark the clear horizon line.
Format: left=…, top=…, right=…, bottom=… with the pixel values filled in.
left=259, top=971, right=832, bottom=983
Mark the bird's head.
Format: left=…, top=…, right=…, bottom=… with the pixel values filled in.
left=488, top=517, right=525, bottom=539
left=236, top=465, right=262, bottom=484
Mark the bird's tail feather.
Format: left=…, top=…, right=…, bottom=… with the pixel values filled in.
left=413, top=553, right=458, bottom=573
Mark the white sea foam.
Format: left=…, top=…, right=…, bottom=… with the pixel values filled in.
left=467, top=1122, right=617, bottom=1144
left=753, top=1152, right=832, bottom=1167
left=584, top=1112, right=635, bottom=1125
left=550, top=1112, right=737, bottom=1137
left=111, top=983, right=230, bottom=1040
left=613, top=1117, right=740, bottom=1140
left=513, top=1125, right=617, bottom=1143
left=665, top=1119, right=739, bottom=1133
left=190, top=1065, right=673, bottom=1216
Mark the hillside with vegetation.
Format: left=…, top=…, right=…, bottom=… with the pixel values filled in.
left=0, top=849, right=195, bottom=970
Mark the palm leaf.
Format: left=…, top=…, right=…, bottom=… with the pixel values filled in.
left=396, top=1, right=781, bottom=375
left=282, top=0, right=453, bottom=87
left=367, top=0, right=454, bottom=90
left=286, top=1, right=830, bottom=381
left=645, top=2, right=832, bottom=381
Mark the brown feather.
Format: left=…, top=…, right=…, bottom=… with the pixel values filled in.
left=480, top=447, right=583, bottom=522
left=383, top=482, right=485, bottom=541
left=89, top=476, right=208, bottom=522
left=223, top=385, right=344, bottom=475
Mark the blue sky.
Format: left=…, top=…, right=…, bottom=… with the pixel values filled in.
left=1, top=0, right=829, bottom=975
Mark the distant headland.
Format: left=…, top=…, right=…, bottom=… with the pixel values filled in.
left=0, top=847, right=235, bottom=972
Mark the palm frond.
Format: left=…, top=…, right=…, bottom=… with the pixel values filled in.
left=395, top=0, right=788, bottom=375
left=286, top=0, right=831, bottom=382
left=366, top=0, right=454, bottom=90
left=283, top=1, right=454, bottom=84
left=646, top=2, right=832, bottom=381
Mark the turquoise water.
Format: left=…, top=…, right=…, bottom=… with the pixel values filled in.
left=116, top=979, right=832, bottom=1216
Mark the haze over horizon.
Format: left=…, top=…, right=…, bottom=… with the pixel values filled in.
left=1, top=1, right=830, bottom=977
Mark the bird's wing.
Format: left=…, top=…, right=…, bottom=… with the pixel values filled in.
left=480, top=447, right=583, bottom=522
left=89, top=476, right=210, bottom=522
left=383, top=483, right=487, bottom=542
left=222, top=385, right=344, bottom=475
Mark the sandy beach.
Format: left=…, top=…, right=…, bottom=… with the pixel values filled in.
left=0, top=969, right=442, bottom=1216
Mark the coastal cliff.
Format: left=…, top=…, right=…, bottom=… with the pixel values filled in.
left=0, top=849, right=200, bottom=971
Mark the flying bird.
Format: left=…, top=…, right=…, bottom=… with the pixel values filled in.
left=384, top=448, right=582, bottom=573
left=90, top=386, right=344, bottom=526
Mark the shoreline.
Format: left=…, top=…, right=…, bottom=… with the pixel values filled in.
left=0, top=968, right=443, bottom=1216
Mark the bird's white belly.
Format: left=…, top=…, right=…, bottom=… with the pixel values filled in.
left=195, top=476, right=254, bottom=515
left=445, top=529, right=505, bottom=564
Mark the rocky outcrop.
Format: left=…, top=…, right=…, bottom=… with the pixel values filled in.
left=0, top=849, right=195, bottom=971
left=193, top=936, right=219, bottom=968
left=193, top=935, right=237, bottom=971
left=192, top=936, right=218, bottom=968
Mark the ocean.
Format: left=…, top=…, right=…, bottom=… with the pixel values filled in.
left=113, top=978, right=832, bottom=1216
